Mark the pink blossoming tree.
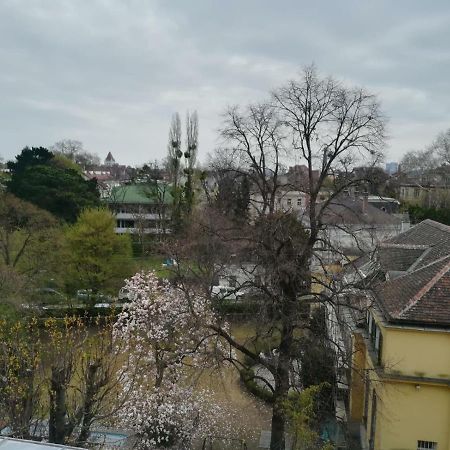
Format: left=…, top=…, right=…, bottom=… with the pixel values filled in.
left=113, top=271, right=235, bottom=449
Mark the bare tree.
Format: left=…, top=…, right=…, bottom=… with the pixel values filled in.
left=167, top=114, right=183, bottom=189
left=431, top=128, right=450, bottom=166
left=220, top=103, right=286, bottom=215
left=184, top=111, right=199, bottom=214
left=173, top=66, right=386, bottom=450
left=0, top=315, right=137, bottom=446
left=400, top=128, right=450, bottom=181
left=137, top=162, right=171, bottom=237
left=400, top=148, right=439, bottom=180
left=46, top=316, right=136, bottom=447
left=50, top=139, right=100, bottom=167
left=50, top=139, right=83, bottom=159
left=186, top=111, right=199, bottom=171
left=0, top=318, right=44, bottom=440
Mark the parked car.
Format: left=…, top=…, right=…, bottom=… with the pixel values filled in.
left=33, top=288, right=67, bottom=305
left=76, top=289, right=113, bottom=305
left=211, top=285, right=245, bottom=301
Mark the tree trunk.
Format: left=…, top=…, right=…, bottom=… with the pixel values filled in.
left=75, top=362, right=100, bottom=447
left=270, top=393, right=287, bottom=450
left=11, top=368, right=34, bottom=439
left=270, top=291, right=296, bottom=450
left=48, top=367, right=68, bottom=444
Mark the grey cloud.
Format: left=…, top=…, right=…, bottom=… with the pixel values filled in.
left=0, top=0, right=449, bottom=165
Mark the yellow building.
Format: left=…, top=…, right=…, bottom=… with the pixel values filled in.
left=344, top=220, right=450, bottom=450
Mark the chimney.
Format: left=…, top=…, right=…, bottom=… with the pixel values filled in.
left=362, top=191, right=369, bottom=214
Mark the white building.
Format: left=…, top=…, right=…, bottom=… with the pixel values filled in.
left=249, top=189, right=309, bottom=217
left=107, top=183, right=171, bottom=234
left=312, top=195, right=409, bottom=268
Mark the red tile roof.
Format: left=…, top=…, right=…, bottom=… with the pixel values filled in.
left=375, top=255, right=450, bottom=326
left=357, top=220, right=450, bottom=326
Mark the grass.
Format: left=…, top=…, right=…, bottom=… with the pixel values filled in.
left=0, top=302, right=22, bottom=321
left=133, top=254, right=202, bottom=281
left=133, top=254, right=173, bottom=279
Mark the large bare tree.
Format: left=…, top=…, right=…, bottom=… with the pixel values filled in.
left=175, top=66, right=386, bottom=450
left=50, top=139, right=100, bottom=167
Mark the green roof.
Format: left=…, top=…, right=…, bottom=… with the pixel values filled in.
left=107, top=183, right=173, bottom=205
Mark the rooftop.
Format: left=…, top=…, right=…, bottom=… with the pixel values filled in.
left=375, top=255, right=450, bottom=326
left=320, top=196, right=402, bottom=226
left=107, top=183, right=173, bottom=205
left=385, top=219, right=450, bottom=269
left=352, top=220, right=450, bottom=327
left=105, top=152, right=115, bottom=163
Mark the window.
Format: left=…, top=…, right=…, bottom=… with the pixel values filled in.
left=414, top=188, right=420, bottom=198
left=287, top=198, right=292, bottom=206
left=418, top=441, right=437, bottom=450
left=363, top=373, right=370, bottom=426
left=297, top=198, right=302, bottom=206
left=377, top=331, right=383, bottom=366
left=366, top=312, right=383, bottom=366
left=375, top=327, right=381, bottom=350
left=370, top=316, right=377, bottom=345
left=369, top=390, right=377, bottom=450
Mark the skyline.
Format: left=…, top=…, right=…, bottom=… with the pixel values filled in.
left=1, top=0, right=449, bottom=166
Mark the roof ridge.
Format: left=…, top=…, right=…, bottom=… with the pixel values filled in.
left=407, top=246, right=433, bottom=272
left=396, top=256, right=450, bottom=318
left=409, top=253, right=450, bottom=272
left=378, top=243, right=429, bottom=250
left=420, top=219, right=450, bottom=233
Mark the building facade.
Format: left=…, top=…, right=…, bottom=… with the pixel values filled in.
left=336, top=220, right=450, bottom=450
left=399, top=184, right=450, bottom=208
left=107, top=183, right=172, bottom=234
left=249, top=189, right=309, bottom=217
left=313, top=195, right=409, bottom=270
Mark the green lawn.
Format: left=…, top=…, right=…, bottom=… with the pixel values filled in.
left=133, top=254, right=174, bottom=279
left=133, top=254, right=202, bottom=280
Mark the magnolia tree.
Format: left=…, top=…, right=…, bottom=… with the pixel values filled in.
left=113, top=271, right=236, bottom=449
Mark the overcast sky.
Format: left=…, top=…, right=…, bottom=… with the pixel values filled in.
left=1, top=0, right=449, bottom=166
